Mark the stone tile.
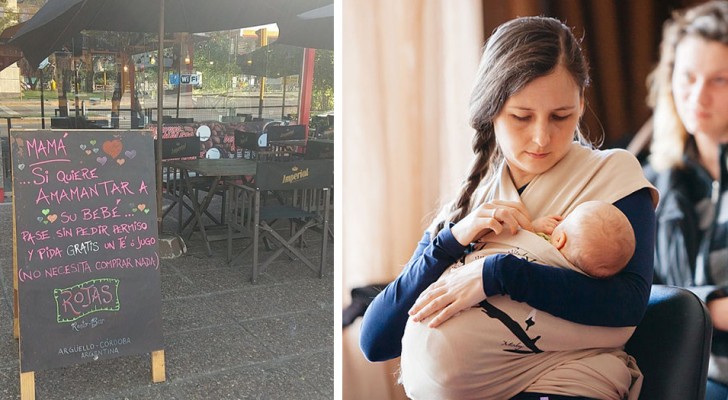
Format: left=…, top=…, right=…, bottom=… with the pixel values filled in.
left=283, top=350, right=335, bottom=398
left=0, top=297, right=19, bottom=366
left=34, top=354, right=152, bottom=400
left=160, top=270, right=209, bottom=299
left=88, top=381, right=185, bottom=400
left=161, top=294, right=233, bottom=334
left=0, top=333, right=17, bottom=366
left=221, top=284, right=303, bottom=321
left=171, top=361, right=326, bottom=400
left=280, top=278, right=334, bottom=313
left=0, top=365, right=19, bottom=399
left=164, top=323, right=276, bottom=380
left=224, top=279, right=333, bottom=322
left=240, top=309, right=334, bottom=358
left=179, top=267, right=255, bottom=293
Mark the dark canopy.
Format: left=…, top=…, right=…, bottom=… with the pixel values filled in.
left=9, top=0, right=332, bottom=68
left=275, top=3, right=333, bottom=50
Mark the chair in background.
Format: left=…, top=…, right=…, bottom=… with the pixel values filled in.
left=304, top=140, right=334, bottom=160
left=227, top=159, right=334, bottom=283
left=266, top=124, right=306, bottom=142
left=266, top=124, right=307, bottom=160
left=625, top=285, right=712, bottom=400
left=160, top=135, right=201, bottom=232
left=161, top=135, right=227, bottom=234
left=234, top=130, right=265, bottom=160
left=257, top=120, right=284, bottom=148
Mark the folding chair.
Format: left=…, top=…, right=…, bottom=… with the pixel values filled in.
left=161, top=135, right=226, bottom=235
left=160, top=135, right=200, bottom=232
left=227, top=159, right=333, bottom=283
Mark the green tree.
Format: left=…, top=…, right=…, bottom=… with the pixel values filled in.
left=312, top=50, right=333, bottom=112
left=193, top=31, right=239, bottom=92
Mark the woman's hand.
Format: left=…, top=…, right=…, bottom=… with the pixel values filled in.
left=450, top=200, right=533, bottom=246
left=408, top=258, right=487, bottom=328
left=708, top=297, right=728, bottom=331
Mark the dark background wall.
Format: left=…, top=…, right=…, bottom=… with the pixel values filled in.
left=480, top=0, right=704, bottom=149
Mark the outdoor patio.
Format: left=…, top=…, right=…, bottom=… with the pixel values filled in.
left=0, top=197, right=334, bottom=399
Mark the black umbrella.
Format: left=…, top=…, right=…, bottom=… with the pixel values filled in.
left=10, top=0, right=330, bottom=68
left=8, top=0, right=332, bottom=229
left=275, top=3, right=333, bottom=50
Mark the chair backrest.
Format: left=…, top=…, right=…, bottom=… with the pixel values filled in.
left=304, top=140, right=334, bottom=160
left=267, top=124, right=306, bottom=142
left=161, top=135, right=200, bottom=159
left=625, top=285, right=712, bottom=400
left=254, top=159, right=333, bottom=191
left=234, top=130, right=259, bottom=149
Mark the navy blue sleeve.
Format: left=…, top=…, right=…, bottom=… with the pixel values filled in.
left=482, top=188, right=655, bottom=326
left=359, top=225, right=468, bottom=361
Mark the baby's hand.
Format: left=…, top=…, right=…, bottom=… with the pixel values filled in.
left=531, top=215, right=563, bottom=235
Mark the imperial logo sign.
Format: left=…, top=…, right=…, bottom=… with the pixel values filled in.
left=281, top=166, right=310, bottom=184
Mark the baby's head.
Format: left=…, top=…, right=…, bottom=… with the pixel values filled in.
left=550, top=201, right=635, bottom=278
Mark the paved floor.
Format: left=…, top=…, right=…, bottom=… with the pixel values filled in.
left=0, top=198, right=334, bottom=399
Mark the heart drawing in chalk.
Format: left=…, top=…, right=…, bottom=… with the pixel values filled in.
left=47, top=214, right=58, bottom=223
left=17, top=164, right=25, bottom=170
left=102, top=139, right=123, bottom=159
left=116, top=158, right=125, bottom=165
left=36, top=217, right=43, bottom=222
left=125, top=149, right=137, bottom=159
left=97, top=156, right=107, bottom=166
left=90, top=140, right=96, bottom=145
left=80, top=144, right=87, bottom=150
left=41, top=209, right=50, bottom=216
left=144, top=209, right=150, bottom=214
left=85, top=150, right=92, bottom=155
left=137, top=204, right=146, bottom=211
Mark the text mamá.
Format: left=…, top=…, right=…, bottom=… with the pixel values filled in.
left=26, top=138, right=68, bottom=160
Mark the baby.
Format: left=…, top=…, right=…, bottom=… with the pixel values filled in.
left=531, top=200, right=635, bottom=278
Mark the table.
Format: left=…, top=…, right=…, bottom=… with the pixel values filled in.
left=163, top=158, right=257, bottom=255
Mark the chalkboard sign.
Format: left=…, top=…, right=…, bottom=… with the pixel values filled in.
left=11, top=129, right=163, bottom=372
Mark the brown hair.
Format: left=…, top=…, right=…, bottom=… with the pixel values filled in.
left=648, top=0, right=728, bottom=171
left=432, top=16, right=591, bottom=236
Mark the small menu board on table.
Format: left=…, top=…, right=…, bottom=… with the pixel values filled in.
left=10, top=129, right=163, bottom=373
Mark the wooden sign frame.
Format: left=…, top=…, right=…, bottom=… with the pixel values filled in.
left=10, top=129, right=166, bottom=399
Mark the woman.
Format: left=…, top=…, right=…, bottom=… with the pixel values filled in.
left=360, top=16, right=657, bottom=399
left=645, top=2, right=728, bottom=398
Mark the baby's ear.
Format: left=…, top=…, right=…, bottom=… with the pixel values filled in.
left=552, top=230, right=567, bottom=250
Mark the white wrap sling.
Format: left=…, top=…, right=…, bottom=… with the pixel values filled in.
left=400, top=143, right=659, bottom=400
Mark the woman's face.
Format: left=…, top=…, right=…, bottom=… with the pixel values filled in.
left=673, top=36, right=728, bottom=143
left=493, top=65, right=583, bottom=188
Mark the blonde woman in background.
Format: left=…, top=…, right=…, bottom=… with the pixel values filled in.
left=645, top=2, right=728, bottom=398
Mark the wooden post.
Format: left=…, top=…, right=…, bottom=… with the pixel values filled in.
left=12, top=176, right=19, bottom=339
left=151, top=350, right=166, bottom=382
left=19, top=372, right=35, bottom=400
